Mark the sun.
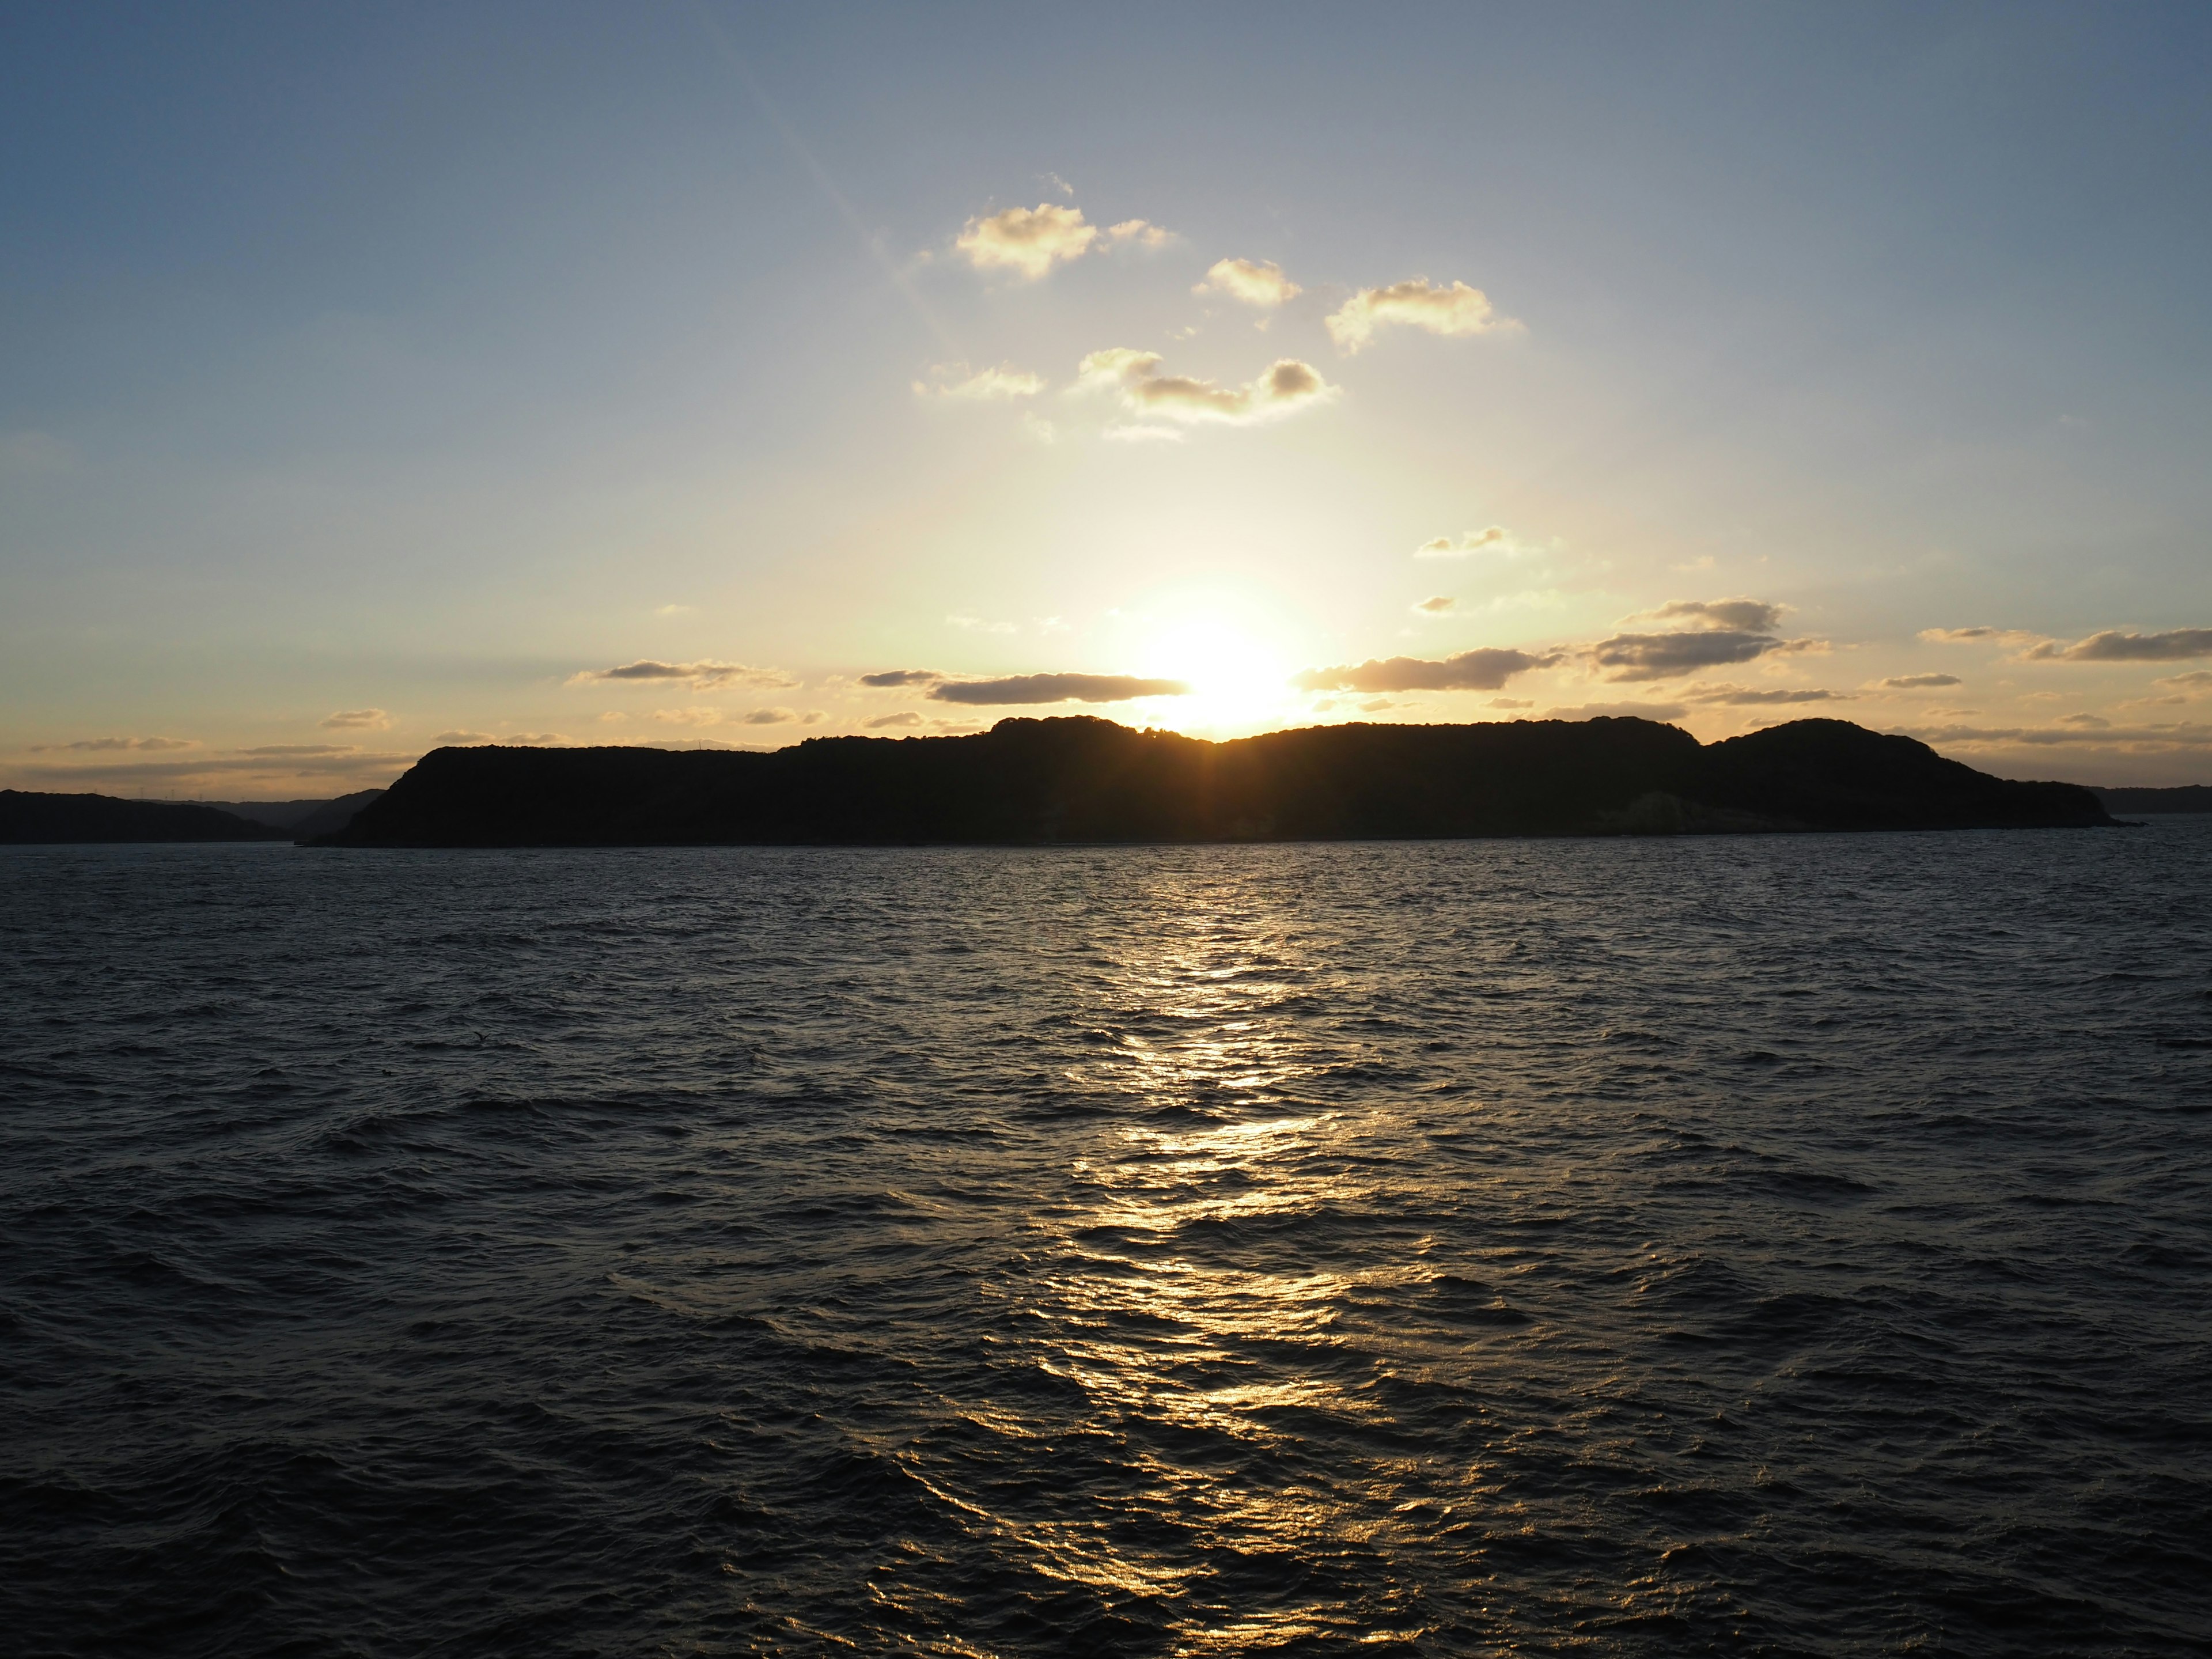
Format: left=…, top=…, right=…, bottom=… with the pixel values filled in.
left=1134, top=612, right=1301, bottom=737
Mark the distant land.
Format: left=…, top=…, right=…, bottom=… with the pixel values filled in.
left=315, top=717, right=2118, bottom=847
left=0, top=788, right=383, bottom=845
left=2090, top=785, right=2212, bottom=815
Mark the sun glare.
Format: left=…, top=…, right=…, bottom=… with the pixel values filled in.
left=1135, top=613, right=1301, bottom=737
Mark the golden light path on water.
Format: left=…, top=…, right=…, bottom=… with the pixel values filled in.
left=966, top=876, right=1450, bottom=1653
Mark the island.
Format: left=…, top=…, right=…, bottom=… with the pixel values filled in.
left=314, top=716, right=2115, bottom=847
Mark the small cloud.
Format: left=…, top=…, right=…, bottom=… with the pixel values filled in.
left=321, top=708, right=391, bottom=730
left=2059, top=712, right=2112, bottom=728
left=1685, top=685, right=1846, bottom=706
left=1041, top=172, right=1074, bottom=198
left=1489, top=698, right=1533, bottom=710
left=860, top=669, right=944, bottom=688
left=741, top=708, right=798, bottom=725
left=237, top=744, right=359, bottom=757
left=504, top=733, right=568, bottom=746
left=2027, top=628, right=2212, bottom=662
left=1642, top=597, right=1785, bottom=633
left=1415, top=525, right=1531, bottom=560
left=1193, top=258, right=1301, bottom=308
left=946, top=614, right=1019, bottom=634
left=434, top=730, right=497, bottom=745
left=1106, top=218, right=1172, bottom=249
left=567, top=659, right=794, bottom=691
left=597, top=711, right=628, bottom=723
left=649, top=707, right=728, bottom=726
left=1327, top=278, right=1517, bottom=353
left=2158, top=669, right=2212, bottom=690
left=1876, top=673, right=1962, bottom=690
left=955, top=203, right=1099, bottom=279
left=1075, top=347, right=1336, bottom=427
left=1414, top=596, right=1455, bottom=614
left=1590, top=629, right=1802, bottom=683
left=654, top=604, right=696, bottom=617
left=915, top=362, right=1047, bottom=401
left=867, top=711, right=924, bottom=728
left=1672, top=555, right=1717, bottom=574
left=1918, top=625, right=2049, bottom=647
left=1358, top=697, right=1395, bottom=712
left=927, top=673, right=1188, bottom=706
left=1292, top=647, right=1561, bottom=694
left=29, top=735, right=198, bottom=753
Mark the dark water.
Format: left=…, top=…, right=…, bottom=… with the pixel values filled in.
left=3, top=826, right=2210, bottom=1657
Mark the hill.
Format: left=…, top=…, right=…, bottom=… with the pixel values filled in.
left=0, top=791, right=292, bottom=844
left=319, top=717, right=2113, bottom=847
left=2090, top=785, right=2212, bottom=815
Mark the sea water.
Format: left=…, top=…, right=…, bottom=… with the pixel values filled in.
left=3, top=825, right=2209, bottom=1656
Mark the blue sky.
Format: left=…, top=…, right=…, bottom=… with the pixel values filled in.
left=5, top=1, right=2210, bottom=790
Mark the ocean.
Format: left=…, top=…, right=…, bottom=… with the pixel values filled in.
left=3, top=825, right=2209, bottom=1656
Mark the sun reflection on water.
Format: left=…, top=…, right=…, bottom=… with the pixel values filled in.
left=983, top=884, right=1441, bottom=1650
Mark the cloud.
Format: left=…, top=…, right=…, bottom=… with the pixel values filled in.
left=867, top=712, right=924, bottom=729
left=1194, top=258, right=1301, bottom=307
left=946, top=614, right=1018, bottom=634
left=29, top=736, right=198, bottom=753
left=649, top=707, right=728, bottom=726
left=1106, top=218, right=1172, bottom=249
left=567, top=660, right=794, bottom=691
left=1414, top=596, right=1455, bottom=614
left=435, top=730, right=497, bottom=744
left=1490, top=698, right=1533, bottom=709
left=2159, top=670, right=2212, bottom=690
left=915, top=363, right=1047, bottom=402
left=1543, top=702, right=1689, bottom=721
left=1076, top=348, right=1336, bottom=427
left=1918, top=626, right=2047, bottom=647
left=741, top=708, right=800, bottom=725
left=1042, top=172, right=1074, bottom=198
left=2061, top=712, right=2111, bottom=728
left=1643, top=597, right=1786, bottom=633
left=1326, top=278, right=1516, bottom=353
left=1590, top=629, right=1795, bottom=682
left=1685, top=685, right=1846, bottom=706
left=955, top=203, right=1100, bottom=279
left=1877, top=673, right=1962, bottom=690
left=860, top=669, right=944, bottom=688
left=654, top=603, right=695, bottom=617
left=2025, top=628, right=2212, bottom=662
left=927, top=673, right=1189, bottom=706
left=237, top=744, right=359, bottom=757
left=321, top=708, right=391, bottom=730
left=1415, top=526, right=1532, bottom=560
left=1293, top=647, right=1561, bottom=694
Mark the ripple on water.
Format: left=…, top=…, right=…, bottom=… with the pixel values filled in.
left=1, top=825, right=2210, bottom=1654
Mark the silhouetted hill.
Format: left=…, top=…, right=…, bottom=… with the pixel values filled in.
left=320, top=717, right=2114, bottom=847
left=0, top=790, right=292, bottom=844
left=2090, top=785, right=2212, bottom=815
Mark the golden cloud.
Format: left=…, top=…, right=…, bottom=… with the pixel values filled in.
left=1076, top=348, right=1336, bottom=428
left=955, top=203, right=1100, bottom=279
left=1327, top=278, right=1516, bottom=353
left=1194, top=257, right=1301, bottom=307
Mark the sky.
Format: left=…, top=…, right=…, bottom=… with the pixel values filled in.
left=4, top=0, right=2211, bottom=796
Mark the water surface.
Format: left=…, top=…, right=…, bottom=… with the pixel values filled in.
left=3, top=826, right=2209, bottom=1654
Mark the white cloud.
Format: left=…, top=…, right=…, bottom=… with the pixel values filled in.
left=955, top=203, right=1099, bottom=279
left=1327, top=278, right=1517, bottom=353
left=1075, top=348, right=1336, bottom=427
left=1415, top=525, right=1536, bottom=560
left=1414, top=596, right=1455, bottom=614
left=914, top=363, right=1047, bottom=401
left=1194, top=258, right=1301, bottom=308
left=321, top=708, right=391, bottom=730
left=1107, top=218, right=1172, bottom=249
